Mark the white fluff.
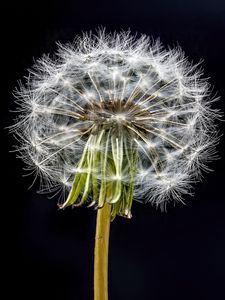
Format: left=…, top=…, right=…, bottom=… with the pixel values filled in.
left=11, top=29, right=221, bottom=211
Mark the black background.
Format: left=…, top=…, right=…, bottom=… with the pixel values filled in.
left=2, top=0, right=225, bottom=299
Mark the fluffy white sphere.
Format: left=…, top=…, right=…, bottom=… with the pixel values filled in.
left=12, top=30, right=220, bottom=216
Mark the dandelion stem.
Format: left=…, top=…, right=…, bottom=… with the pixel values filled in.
left=94, top=202, right=111, bottom=300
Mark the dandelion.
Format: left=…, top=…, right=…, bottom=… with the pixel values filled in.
left=11, top=29, right=220, bottom=300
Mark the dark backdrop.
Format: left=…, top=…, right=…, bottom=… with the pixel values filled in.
left=2, top=0, right=225, bottom=299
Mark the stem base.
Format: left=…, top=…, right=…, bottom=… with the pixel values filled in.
left=94, top=202, right=111, bottom=300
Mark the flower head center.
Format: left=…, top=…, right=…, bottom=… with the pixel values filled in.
left=81, top=99, right=151, bottom=133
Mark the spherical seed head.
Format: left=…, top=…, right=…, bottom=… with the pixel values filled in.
left=12, top=29, right=221, bottom=216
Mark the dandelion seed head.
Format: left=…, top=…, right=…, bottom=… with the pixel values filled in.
left=11, top=29, right=221, bottom=217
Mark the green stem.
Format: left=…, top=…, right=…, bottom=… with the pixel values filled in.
left=94, top=202, right=111, bottom=300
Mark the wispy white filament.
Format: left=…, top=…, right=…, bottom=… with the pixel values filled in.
left=11, top=30, right=221, bottom=211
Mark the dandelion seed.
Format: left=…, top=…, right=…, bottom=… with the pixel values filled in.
left=11, top=29, right=221, bottom=216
